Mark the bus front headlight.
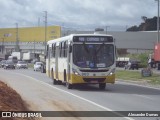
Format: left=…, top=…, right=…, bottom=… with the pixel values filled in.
left=109, top=68, right=116, bottom=76
left=72, top=68, right=80, bottom=76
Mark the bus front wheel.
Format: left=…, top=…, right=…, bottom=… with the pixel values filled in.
left=64, top=70, right=72, bottom=89
left=99, top=83, right=106, bottom=90
left=66, top=82, right=73, bottom=89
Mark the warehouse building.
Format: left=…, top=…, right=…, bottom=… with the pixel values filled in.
left=0, top=26, right=61, bottom=55
left=65, top=30, right=158, bottom=54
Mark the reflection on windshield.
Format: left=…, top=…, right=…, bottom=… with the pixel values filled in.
left=73, top=44, right=114, bottom=68
left=18, top=61, right=26, bottom=64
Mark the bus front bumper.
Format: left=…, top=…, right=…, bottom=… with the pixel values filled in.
left=70, top=74, right=115, bottom=84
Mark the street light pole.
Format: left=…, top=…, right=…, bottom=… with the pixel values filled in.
left=1, top=38, right=4, bottom=54
left=34, top=39, right=35, bottom=55
left=38, top=17, right=40, bottom=27
left=156, top=0, right=160, bottom=43
left=15, top=23, right=19, bottom=52
left=44, top=11, right=47, bottom=55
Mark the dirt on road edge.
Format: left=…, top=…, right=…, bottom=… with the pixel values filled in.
left=0, top=80, right=38, bottom=120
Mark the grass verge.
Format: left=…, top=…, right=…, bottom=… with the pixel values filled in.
left=116, top=70, right=160, bottom=85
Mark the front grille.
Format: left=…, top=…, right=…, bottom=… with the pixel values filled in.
left=83, top=78, right=106, bottom=82
left=21, top=65, right=26, bottom=67
left=80, top=69, right=109, bottom=72
left=8, top=65, right=14, bottom=68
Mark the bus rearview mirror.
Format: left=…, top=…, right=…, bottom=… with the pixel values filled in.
left=69, top=45, right=72, bottom=53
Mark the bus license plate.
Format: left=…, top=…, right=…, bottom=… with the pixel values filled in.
left=90, top=81, right=98, bottom=83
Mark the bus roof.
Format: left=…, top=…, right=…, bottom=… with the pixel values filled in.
left=47, top=34, right=113, bottom=45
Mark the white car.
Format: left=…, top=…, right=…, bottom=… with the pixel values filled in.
left=34, top=62, right=43, bottom=71
left=16, top=61, right=28, bottom=69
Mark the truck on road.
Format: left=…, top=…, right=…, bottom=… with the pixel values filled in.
left=11, top=52, right=22, bottom=60
left=8, top=56, right=18, bottom=63
left=22, top=52, right=35, bottom=63
left=116, top=57, right=130, bottom=67
left=154, top=43, right=160, bottom=62
left=153, top=43, right=160, bottom=70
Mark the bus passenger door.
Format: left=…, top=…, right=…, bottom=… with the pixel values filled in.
left=67, top=43, right=72, bottom=81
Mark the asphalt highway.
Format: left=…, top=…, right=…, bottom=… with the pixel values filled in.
left=0, top=68, right=160, bottom=120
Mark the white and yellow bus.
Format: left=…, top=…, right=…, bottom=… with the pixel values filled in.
left=46, top=34, right=116, bottom=89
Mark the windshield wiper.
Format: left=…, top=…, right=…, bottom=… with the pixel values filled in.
left=95, top=43, right=105, bottom=55
left=83, top=42, right=89, bottom=54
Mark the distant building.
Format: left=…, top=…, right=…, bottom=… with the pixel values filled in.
left=0, top=26, right=61, bottom=54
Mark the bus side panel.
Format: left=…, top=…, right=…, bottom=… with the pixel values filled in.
left=57, top=58, right=68, bottom=81
left=50, top=58, right=56, bottom=79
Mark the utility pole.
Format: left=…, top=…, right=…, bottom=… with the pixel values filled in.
left=15, top=23, right=19, bottom=52
left=38, top=17, right=40, bottom=27
left=1, top=38, right=4, bottom=54
left=34, top=39, right=35, bottom=55
left=106, top=26, right=110, bottom=34
left=156, top=0, right=160, bottom=43
left=44, top=11, right=47, bottom=55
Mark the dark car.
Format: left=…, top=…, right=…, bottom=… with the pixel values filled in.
left=125, top=60, right=139, bottom=70
left=0, top=60, right=6, bottom=68
left=41, top=62, right=46, bottom=73
left=4, top=60, right=16, bottom=69
left=130, top=61, right=139, bottom=70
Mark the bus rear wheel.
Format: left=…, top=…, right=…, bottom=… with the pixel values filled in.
left=51, top=70, right=57, bottom=85
left=99, top=83, right=106, bottom=90
left=53, top=79, right=58, bottom=85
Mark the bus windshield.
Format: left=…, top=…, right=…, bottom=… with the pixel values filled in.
left=73, top=44, right=114, bottom=68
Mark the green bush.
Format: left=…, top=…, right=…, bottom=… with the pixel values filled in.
left=127, top=52, right=151, bottom=68
left=138, top=53, right=148, bottom=68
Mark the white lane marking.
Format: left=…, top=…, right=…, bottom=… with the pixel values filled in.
left=10, top=71, right=134, bottom=120
left=133, top=94, right=154, bottom=100
left=117, top=81, right=159, bottom=101
left=116, top=80, right=160, bottom=90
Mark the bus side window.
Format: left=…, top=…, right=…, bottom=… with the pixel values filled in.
left=59, top=42, right=61, bottom=57
left=46, top=45, right=49, bottom=58
left=59, top=42, right=62, bottom=57
left=62, top=42, right=65, bottom=58
left=49, top=47, right=51, bottom=58
left=64, top=41, right=67, bottom=58
left=65, top=41, right=68, bottom=57
left=51, top=44, right=54, bottom=58
left=53, top=43, right=56, bottom=58
left=51, top=43, right=56, bottom=58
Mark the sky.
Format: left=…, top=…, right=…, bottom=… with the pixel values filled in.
left=0, top=0, right=158, bottom=31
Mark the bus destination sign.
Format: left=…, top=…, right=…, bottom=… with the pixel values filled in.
left=73, top=36, right=113, bottom=43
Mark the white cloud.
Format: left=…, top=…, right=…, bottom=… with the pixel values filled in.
left=0, top=0, right=158, bottom=31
